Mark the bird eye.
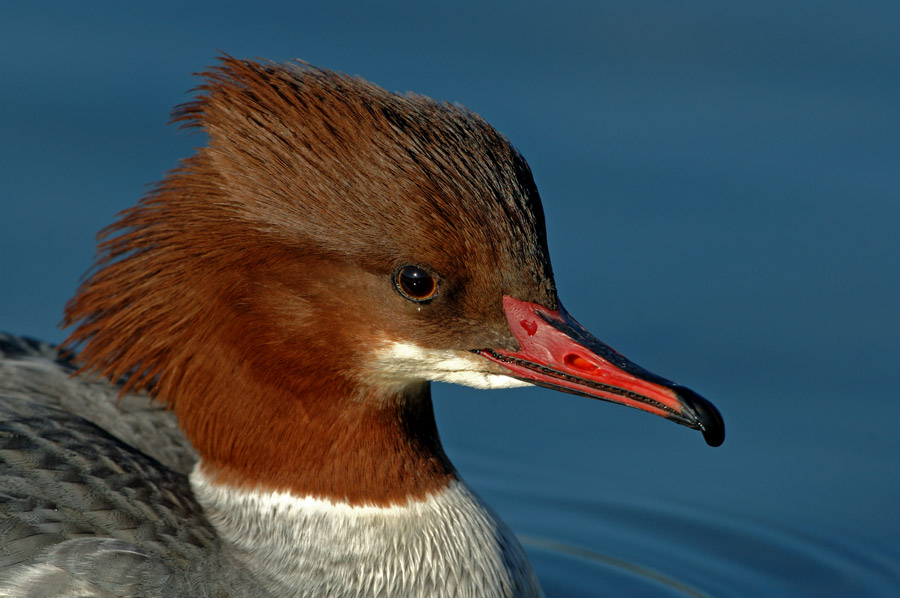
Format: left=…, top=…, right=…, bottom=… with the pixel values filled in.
left=395, top=265, right=437, bottom=302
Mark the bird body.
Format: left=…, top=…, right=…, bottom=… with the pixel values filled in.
left=0, top=58, right=722, bottom=597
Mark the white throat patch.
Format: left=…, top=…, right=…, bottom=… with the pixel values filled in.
left=369, top=341, right=532, bottom=389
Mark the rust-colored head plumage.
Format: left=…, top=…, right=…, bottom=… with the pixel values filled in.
left=61, top=57, right=557, bottom=500
left=64, top=56, right=555, bottom=400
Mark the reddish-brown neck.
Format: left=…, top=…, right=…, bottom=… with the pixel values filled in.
left=186, top=363, right=456, bottom=505
left=62, top=207, right=457, bottom=505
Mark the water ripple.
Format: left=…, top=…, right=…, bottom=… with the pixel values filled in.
left=506, top=491, right=900, bottom=596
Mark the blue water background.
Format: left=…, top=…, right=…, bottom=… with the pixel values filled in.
left=2, top=2, right=899, bottom=595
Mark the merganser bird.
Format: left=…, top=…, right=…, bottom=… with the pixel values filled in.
left=0, top=57, right=724, bottom=597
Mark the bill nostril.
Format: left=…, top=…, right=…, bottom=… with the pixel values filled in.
left=564, top=353, right=597, bottom=372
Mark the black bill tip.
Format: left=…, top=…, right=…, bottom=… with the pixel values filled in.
left=674, top=385, right=725, bottom=447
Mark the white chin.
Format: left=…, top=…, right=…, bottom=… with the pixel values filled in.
left=371, top=341, right=533, bottom=390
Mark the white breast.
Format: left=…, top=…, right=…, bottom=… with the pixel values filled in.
left=190, top=466, right=543, bottom=597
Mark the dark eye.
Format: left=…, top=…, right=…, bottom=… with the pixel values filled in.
left=395, top=265, right=437, bottom=302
